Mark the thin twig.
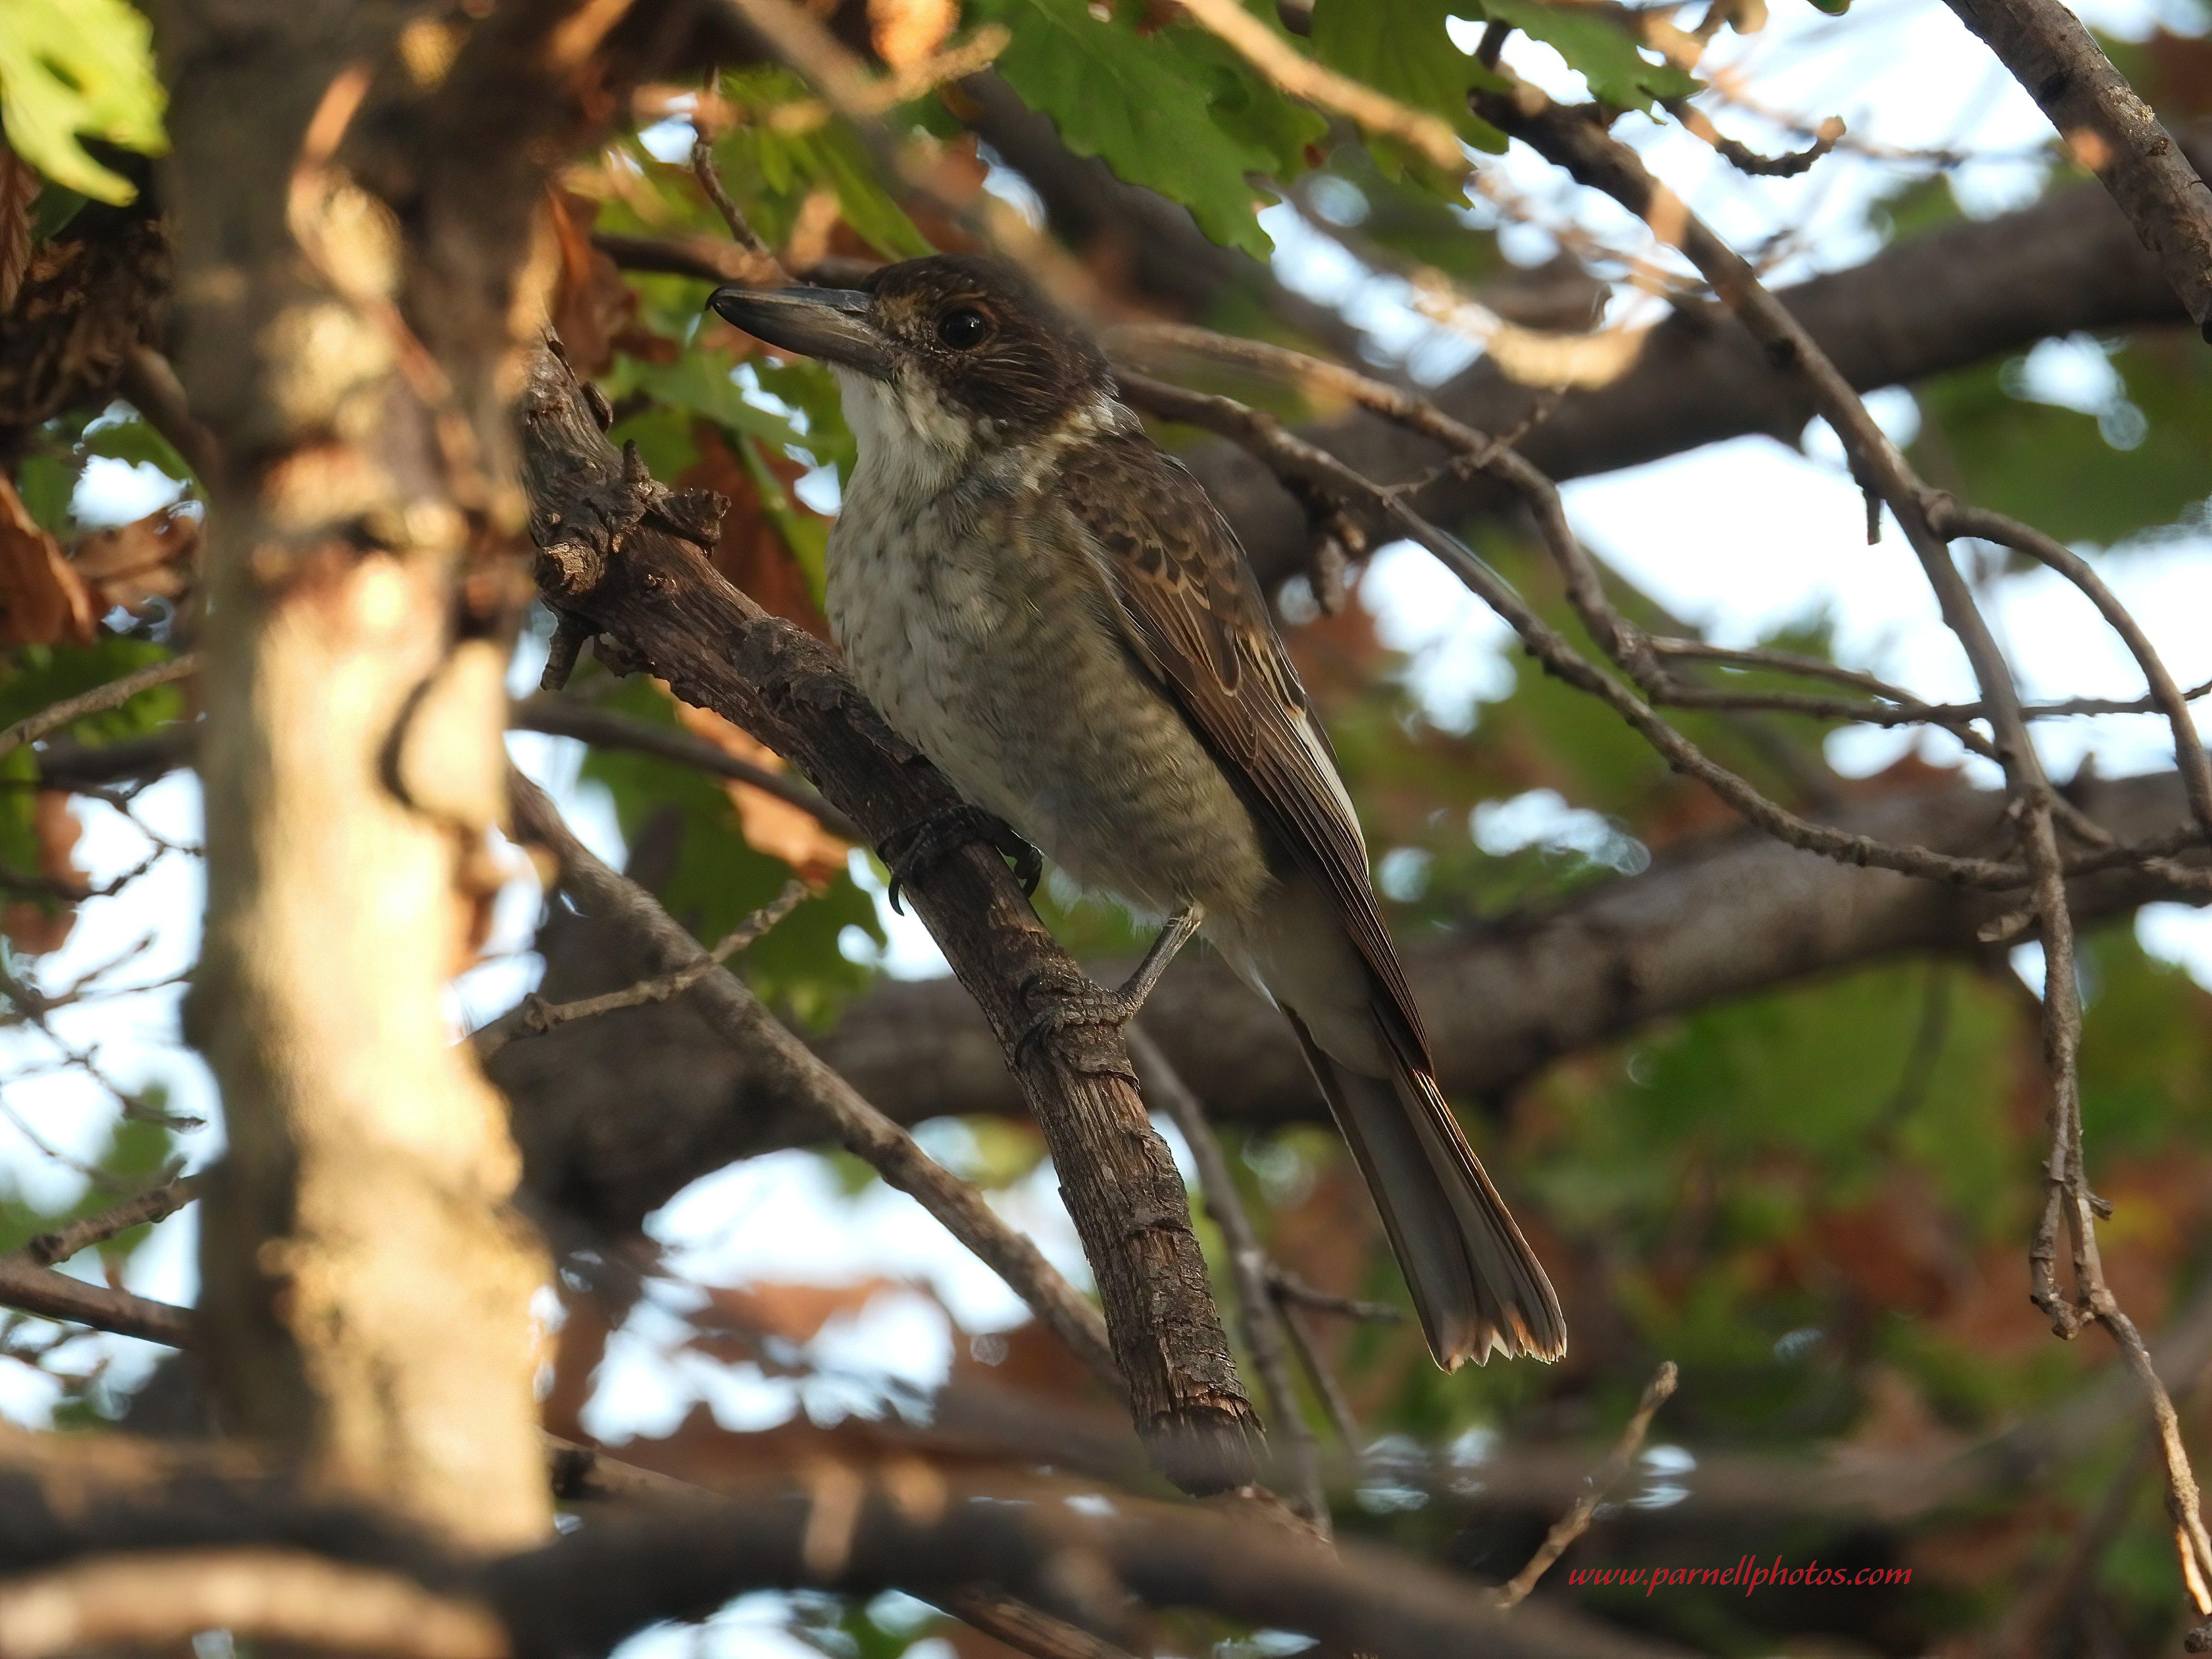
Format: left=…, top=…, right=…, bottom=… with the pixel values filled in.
left=1666, top=100, right=1843, bottom=178
left=479, top=880, right=811, bottom=1059
left=1492, top=1361, right=1678, bottom=1610
left=689, top=121, right=779, bottom=264
left=504, top=769, right=1122, bottom=1397
left=1928, top=498, right=2212, bottom=840
left=1268, top=1268, right=1404, bottom=1324
left=26, top=1172, right=200, bottom=1266
left=1130, top=1025, right=1328, bottom=1533
left=1275, top=1296, right=1365, bottom=1452
left=1476, top=87, right=2212, bottom=1628
left=0, top=656, right=198, bottom=767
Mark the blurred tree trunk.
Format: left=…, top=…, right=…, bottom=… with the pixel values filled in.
left=159, top=0, right=578, bottom=1550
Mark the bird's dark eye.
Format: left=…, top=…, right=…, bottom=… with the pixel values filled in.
left=937, top=307, right=992, bottom=350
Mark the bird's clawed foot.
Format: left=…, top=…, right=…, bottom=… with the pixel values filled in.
left=879, top=803, right=1044, bottom=915
left=1014, top=903, right=1205, bottom=1062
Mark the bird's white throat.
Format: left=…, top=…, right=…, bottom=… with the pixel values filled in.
left=833, top=363, right=980, bottom=506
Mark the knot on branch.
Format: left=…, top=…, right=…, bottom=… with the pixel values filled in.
left=536, top=541, right=605, bottom=598
left=646, top=487, right=728, bottom=549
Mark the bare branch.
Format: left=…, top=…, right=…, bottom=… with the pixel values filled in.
left=0, top=1252, right=193, bottom=1346
left=1942, top=0, right=2212, bottom=340
left=1268, top=1269, right=1403, bottom=1324
left=1131, top=1026, right=1328, bottom=1532
left=477, top=879, right=811, bottom=1059
left=25, top=1172, right=200, bottom=1267
left=1666, top=100, right=1843, bottom=177
left=689, top=123, right=780, bottom=265
left=1926, top=498, right=2212, bottom=839
left=503, top=769, right=1122, bottom=1399
left=0, top=1550, right=507, bottom=1659
left=1493, top=1362, right=1678, bottom=1610
left=0, top=655, right=196, bottom=768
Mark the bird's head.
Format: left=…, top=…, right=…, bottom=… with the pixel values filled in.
left=707, top=254, right=1119, bottom=470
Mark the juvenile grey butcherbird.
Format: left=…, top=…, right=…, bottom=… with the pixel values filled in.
left=709, top=254, right=1564, bottom=1368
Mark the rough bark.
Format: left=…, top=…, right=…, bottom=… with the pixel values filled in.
left=515, top=343, right=1260, bottom=1494
left=160, top=0, right=577, bottom=1550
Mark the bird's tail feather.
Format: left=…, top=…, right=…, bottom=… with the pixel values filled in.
left=1284, top=1010, right=1565, bottom=1368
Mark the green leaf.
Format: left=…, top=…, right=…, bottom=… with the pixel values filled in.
left=1310, top=0, right=1506, bottom=170
left=714, top=69, right=933, bottom=261
left=28, top=180, right=84, bottom=240
left=577, top=676, right=881, bottom=1024
left=0, top=0, right=167, bottom=204
left=1911, top=333, right=2212, bottom=546
left=977, top=0, right=1287, bottom=258
left=1475, top=0, right=1701, bottom=110
left=13, top=452, right=73, bottom=534
left=0, top=637, right=180, bottom=874
left=1164, top=18, right=1331, bottom=181
left=606, top=352, right=813, bottom=450
left=84, top=412, right=192, bottom=486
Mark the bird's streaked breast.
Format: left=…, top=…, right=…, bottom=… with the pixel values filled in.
left=825, top=398, right=1274, bottom=926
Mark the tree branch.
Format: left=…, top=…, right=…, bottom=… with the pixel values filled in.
left=0, top=656, right=196, bottom=768
left=501, top=769, right=1119, bottom=1395
left=1942, top=0, right=2212, bottom=340
left=805, top=743, right=2211, bottom=1138
left=514, top=343, right=1259, bottom=1493
left=0, top=1550, right=506, bottom=1659
left=1131, top=1027, right=1327, bottom=1532
left=512, top=695, right=862, bottom=840
left=1182, top=124, right=2212, bottom=589
left=1493, top=1361, right=1677, bottom=1610
left=0, top=1254, right=194, bottom=1347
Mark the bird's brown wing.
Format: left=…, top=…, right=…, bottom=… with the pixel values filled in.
left=1057, top=431, right=1432, bottom=1066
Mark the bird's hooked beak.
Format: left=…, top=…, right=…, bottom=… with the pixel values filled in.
left=706, top=286, right=892, bottom=379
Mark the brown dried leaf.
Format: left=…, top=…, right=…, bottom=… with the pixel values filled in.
left=0, top=477, right=96, bottom=647
left=671, top=697, right=852, bottom=885
left=545, top=187, right=639, bottom=378
left=694, top=1277, right=906, bottom=1346
left=949, top=1316, right=1107, bottom=1403
left=0, top=140, right=37, bottom=315
left=70, top=504, right=200, bottom=615
left=0, top=791, right=85, bottom=955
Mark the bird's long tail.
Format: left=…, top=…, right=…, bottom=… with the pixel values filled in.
left=1284, top=1010, right=1565, bottom=1368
